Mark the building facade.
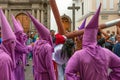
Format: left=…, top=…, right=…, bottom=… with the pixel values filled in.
left=50, top=0, right=81, bottom=32
left=0, top=0, right=50, bottom=33
left=77, top=0, right=120, bottom=33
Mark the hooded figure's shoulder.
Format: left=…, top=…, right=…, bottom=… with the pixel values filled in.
left=71, top=49, right=87, bottom=61
left=102, top=47, right=119, bottom=59
left=74, top=49, right=87, bottom=56
left=101, top=47, right=114, bottom=55
left=0, top=49, right=12, bottom=63
left=35, top=40, right=51, bottom=46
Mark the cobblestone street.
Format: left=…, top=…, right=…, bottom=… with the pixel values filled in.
left=25, top=60, right=33, bottom=80
left=23, top=59, right=113, bottom=80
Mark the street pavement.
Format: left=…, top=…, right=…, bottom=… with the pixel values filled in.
left=24, top=60, right=112, bottom=80
left=25, top=60, right=33, bottom=80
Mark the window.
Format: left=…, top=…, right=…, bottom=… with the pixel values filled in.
left=96, top=0, right=100, bottom=8
left=103, top=0, right=107, bottom=9
left=110, top=0, right=114, bottom=9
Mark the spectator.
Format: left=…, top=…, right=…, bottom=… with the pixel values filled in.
left=50, top=29, right=56, bottom=43
left=106, top=30, right=111, bottom=36
left=113, top=34, right=120, bottom=57
left=33, top=31, right=38, bottom=42
left=97, top=29, right=110, bottom=47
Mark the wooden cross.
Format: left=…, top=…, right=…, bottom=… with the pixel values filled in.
left=68, top=3, right=80, bottom=31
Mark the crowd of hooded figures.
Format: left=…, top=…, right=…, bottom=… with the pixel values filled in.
left=1, top=3, right=120, bottom=80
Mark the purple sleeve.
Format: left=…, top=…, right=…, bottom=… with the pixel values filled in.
left=44, top=44, right=56, bottom=80
left=0, top=55, right=15, bottom=80
left=27, top=45, right=33, bottom=52
left=15, top=42, right=29, bottom=54
left=65, top=52, right=80, bottom=80
left=108, top=51, right=120, bottom=80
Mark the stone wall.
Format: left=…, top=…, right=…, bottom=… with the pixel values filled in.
left=0, top=0, right=50, bottom=32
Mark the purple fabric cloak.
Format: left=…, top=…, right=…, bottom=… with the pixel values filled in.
left=14, top=40, right=30, bottom=80
left=0, top=48, right=15, bottom=80
left=12, top=15, right=30, bottom=80
left=33, top=40, right=56, bottom=80
left=27, top=12, right=56, bottom=80
left=65, top=3, right=120, bottom=80
left=0, top=9, right=16, bottom=80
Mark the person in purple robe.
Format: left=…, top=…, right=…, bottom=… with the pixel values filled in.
left=65, top=3, right=120, bottom=80
left=11, top=15, right=31, bottom=80
left=17, top=19, right=31, bottom=67
left=27, top=12, right=56, bottom=80
left=0, top=9, right=16, bottom=80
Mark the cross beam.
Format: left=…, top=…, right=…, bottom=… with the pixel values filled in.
left=68, top=3, right=80, bottom=31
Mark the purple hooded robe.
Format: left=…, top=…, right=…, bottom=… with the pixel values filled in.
left=27, top=12, right=56, bottom=80
left=11, top=15, right=30, bottom=80
left=65, top=4, right=120, bottom=80
left=0, top=9, right=16, bottom=80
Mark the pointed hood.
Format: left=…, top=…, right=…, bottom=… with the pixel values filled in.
left=78, top=18, right=86, bottom=30
left=0, top=9, right=16, bottom=68
left=0, top=9, right=16, bottom=41
left=81, top=3, right=108, bottom=73
left=17, top=20, right=24, bottom=31
left=82, top=3, right=101, bottom=47
left=12, top=15, right=23, bottom=33
left=27, top=12, right=53, bottom=47
left=77, top=18, right=86, bottom=40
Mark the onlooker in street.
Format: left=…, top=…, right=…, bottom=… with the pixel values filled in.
left=113, top=34, right=120, bottom=57
left=97, top=29, right=110, bottom=47
left=50, top=30, right=56, bottom=43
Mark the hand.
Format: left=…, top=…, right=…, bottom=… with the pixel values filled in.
left=31, top=43, right=34, bottom=47
left=116, top=22, right=120, bottom=27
